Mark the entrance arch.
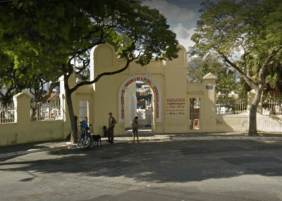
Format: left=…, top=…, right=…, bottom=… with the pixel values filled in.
left=87, top=43, right=218, bottom=135
left=118, top=75, right=162, bottom=124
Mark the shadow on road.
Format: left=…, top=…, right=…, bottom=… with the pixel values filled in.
left=1, top=140, right=282, bottom=184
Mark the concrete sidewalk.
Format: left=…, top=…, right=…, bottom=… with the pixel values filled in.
left=1, top=130, right=282, bottom=159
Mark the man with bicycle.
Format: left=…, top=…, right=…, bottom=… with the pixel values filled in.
left=76, top=117, right=89, bottom=149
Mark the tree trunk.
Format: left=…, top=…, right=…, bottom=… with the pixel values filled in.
left=65, top=89, right=77, bottom=143
left=64, top=76, right=77, bottom=143
left=248, top=86, right=263, bottom=136
left=30, top=105, right=37, bottom=121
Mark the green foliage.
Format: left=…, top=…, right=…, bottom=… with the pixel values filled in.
left=190, top=0, right=282, bottom=76
left=190, top=0, right=282, bottom=134
left=0, top=0, right=179, bottom=104
left=236, top=77, right=251, bottom=99
left=187, top=55, right=237, bottom=93
left=106, top=3, right=179, bottom=66
left=0, top=0, right=179, bottom=140
left=263, top=54, right=282, bottom=97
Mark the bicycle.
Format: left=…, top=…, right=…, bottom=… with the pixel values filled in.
left=77, top=126, right=93, bottom=149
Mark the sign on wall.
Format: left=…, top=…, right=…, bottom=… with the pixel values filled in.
left=206, top=85, right=213, bottom=90
left=165, top=98, right=186, bottom=115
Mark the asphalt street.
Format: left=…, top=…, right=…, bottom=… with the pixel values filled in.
left=1, top=138, right=282, bottom=201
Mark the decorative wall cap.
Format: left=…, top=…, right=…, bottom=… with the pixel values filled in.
left=58, top=75, right=64, bottom=81
left=203, top=72, right=217, bottom=80
left=13, top=92, right=32, bottom=100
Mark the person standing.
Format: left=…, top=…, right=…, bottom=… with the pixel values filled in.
left=132, top=116, right=139, bottom=143
left=76, top=117, right=88, bottom=149
left=108, top=112, right=117, bottom=143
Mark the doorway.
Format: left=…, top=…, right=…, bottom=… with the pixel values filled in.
left=190, top=98, right=200, bottom=130
left=123, top=81, right=154, bottom=134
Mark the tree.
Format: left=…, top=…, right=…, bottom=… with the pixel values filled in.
left=0, top=0, right=63, bottom=108
left=187, top=54, right=237, bottom=94
left=0, top=41, right=60, bottom=118
left=1, top=0, right=179, bottom=142
left=190, top=0, right=282, bottom=135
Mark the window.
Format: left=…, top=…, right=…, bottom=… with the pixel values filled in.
left=79, top=100, right=89, bottom=123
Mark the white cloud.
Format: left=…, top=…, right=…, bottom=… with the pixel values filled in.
left=171, top=23, right=190, bottom=39
left=171, top=23, right=196, bottom=51
left=142, top=0, right=196, bottom=21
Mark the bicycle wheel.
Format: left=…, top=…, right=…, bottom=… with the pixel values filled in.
left=82, top=133, right=92, bottom=149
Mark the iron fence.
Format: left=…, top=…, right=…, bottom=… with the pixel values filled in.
left=0, top=103, right=16, bottom=123
left=216, top=97, right=247, bottom=115
left=31, top=102, right=63, bottom=121
left=262, top=99, right=282, bottom=115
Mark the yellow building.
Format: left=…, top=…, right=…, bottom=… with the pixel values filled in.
left=63, top=43, right=217, bottom=135
left=2, top=43, right=282, bottom=146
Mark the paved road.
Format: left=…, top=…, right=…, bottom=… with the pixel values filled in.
left=1, top=139, right=282, bottom=201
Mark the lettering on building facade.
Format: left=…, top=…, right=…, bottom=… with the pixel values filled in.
left=166, top=98, right=186, bottom=115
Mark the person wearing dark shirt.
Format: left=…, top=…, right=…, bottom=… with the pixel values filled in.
left=132, top=116, right=139, bottom=143
left=108, top=112, right=117, bottom=143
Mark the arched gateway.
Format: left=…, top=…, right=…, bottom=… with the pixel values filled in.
left=119, top=75, right=161, bottom=123
left=64, top=43, right=217, bottom=135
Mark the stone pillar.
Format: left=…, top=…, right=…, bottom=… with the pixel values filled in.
left=133, top=93, right=137, bottom=118
left=146, top=107, right=152, bottom=126
left=59, top=76, right=66, bottom=121
left=92, top=44, right=120, bottom=135
left=13, top=93, right=31, bottom=143
left=164, top=45, right=188, bottom=133
left=202, top=73, right=217, bottom=132
left=59, top=75, right=76, bottom=138
left=13, top=93, right=31, bottom=124
left=125, top=92, right=132, bottom=128
left=124, top=82, right=137, bottom=129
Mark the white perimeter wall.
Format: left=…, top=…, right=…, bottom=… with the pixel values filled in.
left=216, top=114, right=282, bottom=133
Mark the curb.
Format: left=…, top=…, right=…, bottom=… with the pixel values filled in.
left=0, top=147, right=51, bottom=159
left=1, top=136, right=282, bottom=159
left=172, top=136, right=282, bottom=141
left=0, top=140, right=130, bottom=159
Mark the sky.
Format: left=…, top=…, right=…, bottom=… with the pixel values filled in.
left=141, top=0, right=219, bottom=52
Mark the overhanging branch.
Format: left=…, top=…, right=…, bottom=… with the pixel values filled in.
left=40, top=82, right=60, bottom=103
left=218, top=51, right=258, bottom=89
left=258, top=44, right=282, bottom=82
left=70, top=59, right=132, bottom=93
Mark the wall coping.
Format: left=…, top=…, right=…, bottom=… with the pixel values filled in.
left=203, top=72, right=217, bottom=80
